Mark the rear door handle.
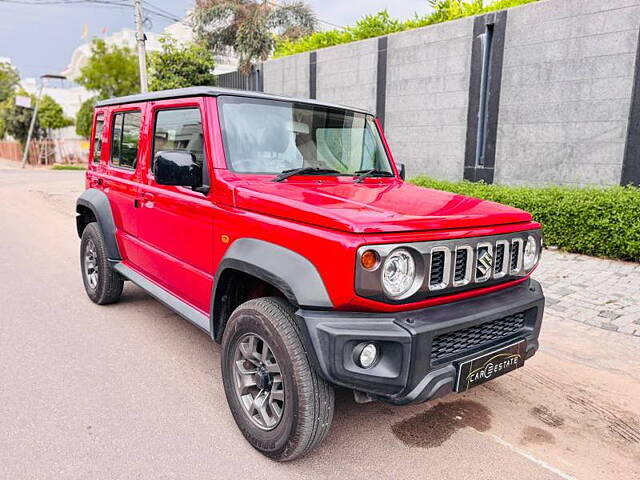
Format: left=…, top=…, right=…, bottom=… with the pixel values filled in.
left=142, top=192, right=154, bottom=201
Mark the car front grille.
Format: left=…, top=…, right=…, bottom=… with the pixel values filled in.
left=355, top=230, right=541, bottom=303
left=430, top=250, right=446, bottom=286
left=431, top=312, right=527, bottom=363
left=454, top=248, right=468, bottom=282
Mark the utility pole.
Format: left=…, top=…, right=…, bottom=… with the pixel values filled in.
left=21, top=83, right=43, bottom=169
left=133, top=0, right=148, bottom=93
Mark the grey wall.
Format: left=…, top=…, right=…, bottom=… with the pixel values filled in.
left=262, top=54, right=310, bottom=99
left=260, top=0, right=640, bottom=186
left=495, top=0, right=640, bottom=185
left=385, top=18, right=474, bottom=181
left=316, top=38, right=378, bottom=113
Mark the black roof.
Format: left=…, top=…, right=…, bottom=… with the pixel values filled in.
left=94, top=86, right=371, bottom=114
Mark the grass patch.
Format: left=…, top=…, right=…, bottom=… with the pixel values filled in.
left=51, top=164, right=87, bottom=171
left=410, top=177, right=640, bottom=262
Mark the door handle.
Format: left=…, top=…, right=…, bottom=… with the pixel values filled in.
left=142, top=192, right=154, bottom=201
left=90, top=177, right=104, bottom=187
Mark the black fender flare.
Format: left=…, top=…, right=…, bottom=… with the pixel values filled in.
left=210, top=238, right=333, bottom=339
left=76, top=188, right=121, bottom=261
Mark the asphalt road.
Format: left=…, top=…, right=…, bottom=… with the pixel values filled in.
left=1, top=162, right=640, bottom=479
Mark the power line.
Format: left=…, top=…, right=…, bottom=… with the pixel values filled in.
left=265, top=0, right=345, bottom=30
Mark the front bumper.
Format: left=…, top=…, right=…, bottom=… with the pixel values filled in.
left=296, top=279, right=544, bottom=405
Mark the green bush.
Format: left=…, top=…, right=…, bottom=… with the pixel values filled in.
left=410, top=177, right=640, bottom=262
left=274, top=0, right=538, bottom=58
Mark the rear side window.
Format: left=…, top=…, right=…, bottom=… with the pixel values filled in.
left=110, top=111, right=141, bottom=169
left=152, top=108, right=205, bottom=170
left=92, top=114, right=104, bottom=164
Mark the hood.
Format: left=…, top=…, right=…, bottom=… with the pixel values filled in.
left=233, top=179, right=532, bottom=233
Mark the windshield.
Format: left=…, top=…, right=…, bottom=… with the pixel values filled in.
left=218, top=96, right=394, bottom=175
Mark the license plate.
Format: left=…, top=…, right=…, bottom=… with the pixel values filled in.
left=455, top=341, right=526, bottom=392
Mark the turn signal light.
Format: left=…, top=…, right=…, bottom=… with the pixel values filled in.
left=360, top=250, right=379, bottom=270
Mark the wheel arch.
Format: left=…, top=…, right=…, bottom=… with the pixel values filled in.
left=76, top=188, right=121, bottom=261
left=210, top=238, right=333, bottom=342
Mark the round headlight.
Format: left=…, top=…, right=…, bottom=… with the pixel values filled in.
left=382, top=249, right=417, bottom=299
left=523, top=235, right=539, bottom=271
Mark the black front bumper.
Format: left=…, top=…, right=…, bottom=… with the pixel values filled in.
left=296, top=279, right=544, bottom=405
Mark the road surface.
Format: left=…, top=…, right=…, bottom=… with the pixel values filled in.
left=1, top=162, right=639, bottom=479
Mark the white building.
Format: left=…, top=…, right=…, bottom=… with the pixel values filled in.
left=62, top=21, right=238, bottom=82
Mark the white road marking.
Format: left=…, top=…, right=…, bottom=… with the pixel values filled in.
left=483, top=432, right=576, bottom=480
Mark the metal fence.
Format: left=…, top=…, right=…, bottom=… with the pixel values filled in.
left=216, top=69, right=262, bottom=92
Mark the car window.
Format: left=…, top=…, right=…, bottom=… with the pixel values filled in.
left=218, top=96, right=393, bottom=175
left=110, top=111, right=141, bottom=169
left=92, top=114, right=104, bottom=164
left=152, top=108, right=205, bottom=171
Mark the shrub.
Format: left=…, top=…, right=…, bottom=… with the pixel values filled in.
left=273, top=0, right=539, bottom=58
left=410, top=177, right=640, bottom=262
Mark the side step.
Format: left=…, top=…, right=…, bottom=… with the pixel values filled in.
left=114, top=263, right=210, bottom=333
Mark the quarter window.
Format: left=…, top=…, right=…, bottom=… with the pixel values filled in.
left=110, top=111, right=141, bottom=169
left=92, top=114, right=104, bottom=164
left=153, top=108, right=205, bottom=171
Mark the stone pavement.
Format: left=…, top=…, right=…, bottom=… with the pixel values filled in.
left=534, top=249, right=640, bottom=336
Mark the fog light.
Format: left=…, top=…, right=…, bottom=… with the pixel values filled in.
left=356, top=343, right=378, bottom=369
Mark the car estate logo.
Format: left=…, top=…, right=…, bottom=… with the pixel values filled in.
left=476, top=249, right=493, bottom=277
left=465, top=353, right=522, bottom=384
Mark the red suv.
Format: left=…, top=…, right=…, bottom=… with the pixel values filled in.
left=76, top=87, right=544, bottom=461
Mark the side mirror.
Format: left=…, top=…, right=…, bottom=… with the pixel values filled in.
left=154, top=150, right=203, bottom=190
left=399, top=163, right=406, bottom=180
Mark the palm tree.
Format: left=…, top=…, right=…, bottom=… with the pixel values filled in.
left=193, top=0, right=317, bottom=75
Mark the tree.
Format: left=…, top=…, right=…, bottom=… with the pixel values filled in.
left=75, top=97, right=96, bottom=139
left=148, top=38, right=217, bottom=91
left=193, top=0, right=317, bottom=74
left=38, top=95, right=73, bottom=130
left=0, top=62, right=19, bottom=103
left=0, top=91, right=71, bottom=144
left=76, top=38, right=140, bottom=98
left=0, top=91, right=43, bottom=145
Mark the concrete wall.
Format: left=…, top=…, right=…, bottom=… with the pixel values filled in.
left=316, top=38, right=378, bottom=113
left=495, top=0, right=640, bottom=185
left=262, top=54, right=310, bottom=99
left=261, top=0, right=640, bottom=186
left=385, top=18, right=474, bottom=180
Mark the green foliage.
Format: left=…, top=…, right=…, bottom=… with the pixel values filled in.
left=274, top=0, right=538, bottom=57
left=0, top=90, right=72, bottom=144
left=75, top=97, right=97, bottom=139
left=51, top=164, right=87, bottom=170
left=0, top=90, right=43, bottom=145
left=0, top=62, right=20, bottom=103
left=76, top=38, right=140, bottom=97
left=194, top=0, right=317, bottom=74
left=148, top=38, right=217, bottom=91
left=38, top=95, right=73, bottom=130
left=410, top=177, right=640, bottom=262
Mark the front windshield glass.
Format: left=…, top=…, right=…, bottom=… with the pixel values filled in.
left=218, top=96, right=394, bottom=175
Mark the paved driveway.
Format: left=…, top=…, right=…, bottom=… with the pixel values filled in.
left=1, top=161, right=639, bottom=479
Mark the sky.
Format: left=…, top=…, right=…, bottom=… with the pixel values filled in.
left=0, top=0, right=430, bottom=80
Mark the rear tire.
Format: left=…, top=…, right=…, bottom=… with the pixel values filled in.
left=221, top=297, right=334, bottom=461
left=80, top=222, right=124, bottom=305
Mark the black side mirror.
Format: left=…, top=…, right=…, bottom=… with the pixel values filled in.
left=154, top=150, right=203, bottom=190
left=399, top=163, right=406, bottom=180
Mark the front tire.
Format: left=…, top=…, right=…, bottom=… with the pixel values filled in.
left=80, top=222, right=124, bottom=305
left=221, top=297, right=334, bottom=461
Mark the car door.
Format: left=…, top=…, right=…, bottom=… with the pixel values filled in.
left=103, top=105, right=146, bottom=262
left=134, top=98, right=216, bottom=313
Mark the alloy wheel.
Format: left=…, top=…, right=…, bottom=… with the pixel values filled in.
left=232, top=333, right=285, bottom=431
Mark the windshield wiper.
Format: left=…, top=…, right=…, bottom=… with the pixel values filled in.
left=273, top=167, right=341, bottom=182
left=354, top=169, right=395, bottom=183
